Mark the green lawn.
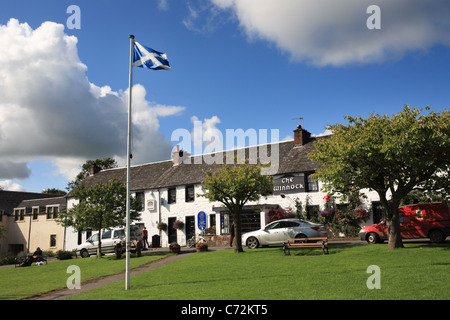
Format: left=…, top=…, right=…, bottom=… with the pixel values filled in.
left=0, top=252, right=171, bottom=300
left=67, top=243, right=450, bottom=300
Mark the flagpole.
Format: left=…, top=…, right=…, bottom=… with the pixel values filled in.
left=125, top=34, right=135, bottom=291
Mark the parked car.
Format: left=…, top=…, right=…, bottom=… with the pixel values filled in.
left=242, top=219, right=327, bottom=249
left=360, top=202, right=450, bottom=244
left=76, top=228, right=126, bottom=258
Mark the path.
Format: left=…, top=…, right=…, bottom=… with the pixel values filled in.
left=27, top=251, right=194, bottom=300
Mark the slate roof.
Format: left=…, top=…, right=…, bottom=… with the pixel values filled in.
left=16, top=196, right=67, bottom=209
left=0, top=191, right=58, bottom=215
left=76, top=137, right=323, bottom=192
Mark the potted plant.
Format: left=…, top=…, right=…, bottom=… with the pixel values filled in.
left=157, top=221, right=168, bottom=231
left=195, top=241, right=208, bottom=252
left=169, top=242, right=181, bottom=253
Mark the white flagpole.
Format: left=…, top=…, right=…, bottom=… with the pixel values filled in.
left=125, top=34, right=135, bottom=291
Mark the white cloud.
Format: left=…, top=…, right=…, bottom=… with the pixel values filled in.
left=0, top=180, right=26, bottom=192
left=210, top=0, right=450, bottom=66
left=190, top=115, right=223, bottom=153
left=0, top=19, right=185, bottom=182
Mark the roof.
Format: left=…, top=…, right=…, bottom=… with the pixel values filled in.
left=74, top=137, right=323, bottom=193
left=0, top=190, right=58, bottom=215
left=16, top=196, right=67, bottom=209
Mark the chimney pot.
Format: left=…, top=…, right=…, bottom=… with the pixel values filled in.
left=294, top=126, right=311, bottom=146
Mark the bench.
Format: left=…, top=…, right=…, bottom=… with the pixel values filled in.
left=283, top=237, right=329, bottom=255
left=15, top=252, right=48, bottom=267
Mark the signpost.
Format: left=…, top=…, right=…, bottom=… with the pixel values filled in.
left=198, top=211, right=207, bottom=231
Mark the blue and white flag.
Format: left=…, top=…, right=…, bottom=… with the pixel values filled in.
left=133, top=41, right=171, bottom=70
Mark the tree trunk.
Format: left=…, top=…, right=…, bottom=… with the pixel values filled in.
left=380, top=195, right=404, bottom=250
left=97, top=228, right=103, bottom=258
left=233, top=211, right=244, bottom=253
left=386, top=207, right=404, bottom=249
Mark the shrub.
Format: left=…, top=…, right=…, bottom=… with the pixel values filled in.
left=57, top=250, right=75, bottom=260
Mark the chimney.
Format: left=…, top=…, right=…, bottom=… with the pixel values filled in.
left=89, top=164, right=101, bottom=176
left=172, top=145, right=190, bottom=166
left=294, top=125, right=311, bottom=146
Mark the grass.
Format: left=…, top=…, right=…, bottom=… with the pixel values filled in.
left=0, top=252, right=171, bottom=300
left=66, top=243, right=450, bottom=300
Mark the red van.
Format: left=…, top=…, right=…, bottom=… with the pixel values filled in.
left=360, top=203, right=450, bottom=244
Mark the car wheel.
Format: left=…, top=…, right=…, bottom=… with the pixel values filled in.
left=295, top=234, right=309, bottom=242
left=80, top=249, right=90, bottom=258
left=367, top=232, right=380, bottom=244
left=246, top=237, right=259, bottom=249
left=429, top=230, right=445, bottom=243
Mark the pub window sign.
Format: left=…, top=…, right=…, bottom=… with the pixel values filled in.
left=273, top=174, right=305, bottom=194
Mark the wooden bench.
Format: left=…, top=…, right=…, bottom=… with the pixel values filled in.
left=14, top=252, right=48, bottom=267
left=283, top=237, right=329, bottom=255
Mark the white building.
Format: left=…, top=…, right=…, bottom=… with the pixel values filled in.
left=65, top=126, right=381, bottom=250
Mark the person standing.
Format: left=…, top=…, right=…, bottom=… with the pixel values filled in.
left=229, top=223, right=235, bottom=247
left=142, top=227, right=150, bottom=249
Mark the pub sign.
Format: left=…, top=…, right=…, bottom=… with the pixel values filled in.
left=272, top=174, right=305, bottom=195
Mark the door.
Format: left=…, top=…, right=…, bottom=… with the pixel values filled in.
left=400, top=211, right=423, bottom=239
left=185, top=216, right=195, bottom=241
left=87, top=233, right=99, bottom=255
left=263, top=221, right=284, bottom=244
left=168, top=217, right=177, bottom=244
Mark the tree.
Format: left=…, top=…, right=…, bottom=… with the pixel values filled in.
left=42, top=188, right=66, bottom=196
left=66, top=158, right=118, bottom=192
left=200, top=163, right=273, bottom=253
left=308, top=106, right=449, bottom=249
left=58, top=179, right=141, bottom=257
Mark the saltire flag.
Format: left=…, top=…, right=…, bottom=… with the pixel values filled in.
left=133, top=41, right=171, bottom=70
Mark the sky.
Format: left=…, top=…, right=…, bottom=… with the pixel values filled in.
left=0, top=0, right=449, bottom=193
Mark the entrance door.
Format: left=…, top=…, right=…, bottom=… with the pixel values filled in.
left=186, top=216, right=195, bottom=240
left=168, top=217, right=177, bottom=244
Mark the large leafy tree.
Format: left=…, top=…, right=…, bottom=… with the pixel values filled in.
left=200, top=163, right=273, bottom=253
left=308, top=106, right=449, bottom=249
left=58, top=179, right=141, bottom=257
left=66, top=158, right=118, bottom=192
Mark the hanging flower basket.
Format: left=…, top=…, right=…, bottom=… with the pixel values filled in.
left=173, top=220, right=185, bottom=230
left=157, top=221, right=168, bottom=231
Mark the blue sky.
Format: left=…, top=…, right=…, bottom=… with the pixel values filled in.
left=1, top=0, right=449, bottom=193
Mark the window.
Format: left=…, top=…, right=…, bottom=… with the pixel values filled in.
left=102, top=230, right=111, bottom=239
left=15, top=209, right=25, bottom=221
left=46, top=207, right=53, bottom=219
left=136, top=192, right=145, bottom=210
left=220, top=212, right=230, bottom=234
left=306, top=173, right=318, bottom=192
left=47, top=206, right=59, bottom=219
left=185, top=185, right=195, bottom=202
left=32, top=208, right=38, bottom=220
left=50, top=235, right=56, bottom=247
left=209, top=214, right=216, bottom=229
left=168, top=188, right=176, bottom=204
left=113, top=229, right=125, bottom=238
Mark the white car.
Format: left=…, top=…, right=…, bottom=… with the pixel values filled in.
left=242, top=219, right=327, bottom=249
left=76, top=228, right=125, bottom=258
